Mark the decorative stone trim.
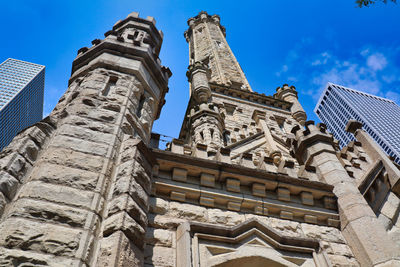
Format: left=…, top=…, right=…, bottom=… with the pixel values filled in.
left=252, top=183, right=266, bottom=197
left=301, top=191, right=314, bottom=206
left=170, top=191, right=186, bottom=202
left=200, top=196, right=214, bottom=207
left=277, top=187, right=290, bottom=202
left=227, top=201, right=241, bottom=211
left=280, top=211, right=293, bottom=220
left=304, top=214, right=318, bottom=224
left=226, top=178, right=240, bottom=193
left=200, top=173, right=215, bottom=188
left=172, top=167, right=187, bottom=182
left=152, top=149, right=339, bottom=227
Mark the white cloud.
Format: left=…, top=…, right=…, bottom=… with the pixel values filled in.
left=311, top=52, right=331, bottom=66
left=366, top=53, right=388, bottom=71
left=310, top=56, right=382, bottom=100
left=275, top=64, right=288, bottom=77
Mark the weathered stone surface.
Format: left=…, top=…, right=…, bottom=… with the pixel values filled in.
left=144, top=245, right=175, bottom=267
left=268, top=217, right=304, bottom=238
left=0, top=153, right=29, bottom=179
left=301, top=223, right=345, bottom=243
left=0, top=218, right=84, bottom=257
left=103, top=211, right=145, bottom=248
left=108, top=193, right=147, bottom=228
left=145, top=228, right=173, bottom=247
left=148, top=214, right=186, bottom=230
left=29, top=162, right=100, bottom=192
left=343, top=216, right=399, bottom=266
left=207, top=208, right=246, bottom=226
left=113, top=176, right=149, bottom=210
left=62, top=115, right=115, bottom=134
left=41, top=147, right=106, bottom=173
left=380, top=192, right=400, bottom=221
left=0, top=247, right=82, bottom=267
left=168, top=201, right=208, bottom=222
left=18, top=181, right=99, bottom=210
left=149, top=197, right=169, bottom=215
left=6, top=198, right=93, bottom=228
left=0, top=191, right=6, bottom=216
left=97, top=231, right=144, bottom=267
left=50, top=134, right=110, bottom=157
left=0, top=170, right=19, bottom=199
left=327, top=254, right=360, bottom=267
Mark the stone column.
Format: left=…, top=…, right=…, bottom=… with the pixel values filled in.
left=274, top=84, right=307, bottom=126
left=187, top=61, right=211, bottom=103
left=290, top=121, right=400, bottom=267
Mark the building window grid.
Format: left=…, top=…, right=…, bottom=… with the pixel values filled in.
left=316, top=84, right=400, bottom=164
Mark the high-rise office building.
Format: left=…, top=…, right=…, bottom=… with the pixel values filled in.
left=0, top=58, right=45, bottom=150
left=315, top=82, right=400, bottom=163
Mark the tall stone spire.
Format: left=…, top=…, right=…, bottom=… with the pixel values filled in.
left=185, top=11, right=252, bottom=91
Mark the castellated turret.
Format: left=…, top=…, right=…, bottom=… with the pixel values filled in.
left=274, top=84, right=307, bottom=126
left=0, top=12, right=171, bottom=266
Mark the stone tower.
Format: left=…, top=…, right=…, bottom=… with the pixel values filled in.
left=1, top=10, right=400, bottom=267
left=0, top=12, right=171, bottom=266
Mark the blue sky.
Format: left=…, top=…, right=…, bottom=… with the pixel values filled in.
left=1, top=0, right=399, bottom=139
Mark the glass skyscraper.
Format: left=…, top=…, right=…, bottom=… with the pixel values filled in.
left=315, top=82, right=400, bottom=164
left=0, top=58, right=45, bottom=150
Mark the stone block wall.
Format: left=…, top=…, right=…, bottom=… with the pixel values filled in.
left=146, top=196, right=359, bottom=267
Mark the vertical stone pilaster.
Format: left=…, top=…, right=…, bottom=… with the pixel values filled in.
left=97, top=138, right=155, bottom=266
left=290, top=121, right=400, bottom=266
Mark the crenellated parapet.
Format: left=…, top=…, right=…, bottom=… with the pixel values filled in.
left=184, top=11, right=226, bottom=41
left=288, top=120, right=337, bottom=166
left=70, top=11, right=172, bottom=122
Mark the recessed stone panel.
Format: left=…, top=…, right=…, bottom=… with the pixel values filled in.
left=200, top=173, right=215, bottom=188
left=301, top=191, right=314, bottom=206
left=172, top=168, right=187, bottom=182
left=277, top=187, right=290, bottom=202
left=226, top=178, right=240, bottom=193
left=252, top=183, right=266, bottom=197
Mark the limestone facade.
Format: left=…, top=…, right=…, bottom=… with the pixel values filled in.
left=0, top=10, right=399, bottom=267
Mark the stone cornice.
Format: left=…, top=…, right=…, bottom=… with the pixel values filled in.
left=151, top=148, right=339, bottom=227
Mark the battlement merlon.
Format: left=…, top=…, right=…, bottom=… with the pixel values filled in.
left=69, top=11, right=172, bottom=120
left=184, top=11, right=226, bottom=41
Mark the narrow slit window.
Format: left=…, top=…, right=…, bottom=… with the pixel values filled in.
left=136, top=94, right=146, bottom=117
left=102, top=76, right=118, bottom=96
